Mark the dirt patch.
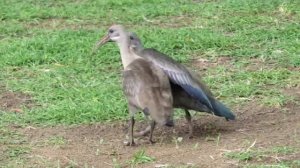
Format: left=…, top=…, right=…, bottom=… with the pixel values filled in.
left=190, top=56, right=234, bottom=71
left=190, top=56, right=283, bottom=72
left=24, top=18, right=108, bottom=30
left=14, top=95, right=300, bottom=167
left=143, top=15, right=197, bottom=28
left=0, top=86, right=34, bottom=112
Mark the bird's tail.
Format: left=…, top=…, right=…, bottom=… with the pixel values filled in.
left=211, top=99, right=235, bottom=120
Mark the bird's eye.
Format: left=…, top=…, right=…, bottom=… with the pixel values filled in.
left=109, top=29, right=114, bottom=33
left=130, top=36, right=134, bottom=40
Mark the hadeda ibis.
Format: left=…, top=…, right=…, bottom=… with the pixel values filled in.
left=93, top=25, right=174, bottom=145
left=128, top=32, right=235, bottom=138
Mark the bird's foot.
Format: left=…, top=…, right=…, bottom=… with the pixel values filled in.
left=149, top=139, right=156, bottom=144
left=123, top=140, right=136, bottom=146
left=134, top=130, right=149, bottom=137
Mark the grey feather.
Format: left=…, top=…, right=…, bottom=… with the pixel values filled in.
left=97, top=26, right=174, bottom=145
left=128, top=32, right=236, bottom=138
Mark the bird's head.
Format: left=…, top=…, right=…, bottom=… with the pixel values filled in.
left=128, top=32, right=143, bottom=52
left=93, top=24, right=128, bottom=51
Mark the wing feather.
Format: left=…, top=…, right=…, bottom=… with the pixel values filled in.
left=139, top=48, right=213, bottom=110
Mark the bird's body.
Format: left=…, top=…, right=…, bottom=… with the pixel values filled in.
left=140, top=48, right=235, bottom=119
left=122, top=57, right=173, bottom=126
left=129, top=33, right=235, bottom=137
left=94, top=25, right=174, bottom=145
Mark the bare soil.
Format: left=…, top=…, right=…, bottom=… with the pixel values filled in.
left=1, top=81, right=299, bottom=168
left=16, top=94, right=300, bottom=167
left=24, top=18, right=104, bottom=30
left=189, top=56, right=282, bottom=72
left=0, top=86, right=34, bottom=113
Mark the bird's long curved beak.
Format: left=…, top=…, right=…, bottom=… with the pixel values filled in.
left=92, top=34, right=111, bottom=53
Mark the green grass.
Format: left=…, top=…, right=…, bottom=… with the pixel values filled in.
left=46, top=136, right=67, bottom=147
left=1, top=0, right=299, bottom=126
left=245, top=160, right=300, bottom=168
left=0, top=127, right=30, bottom=167
left=128, top=149, right=155, bottom=167
left=1, top=0, right=300, bottom=167
left=225, top=146, right=300, bottom=167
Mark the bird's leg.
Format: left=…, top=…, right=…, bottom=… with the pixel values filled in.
left=124, top=105, right=138, bottom=146
left=185, top=110, right=193, bottom=139
left=134, top=125, right=151, bottom=137
left=128, top=116, right=135, bottom=146
left=134, top=108, right=151, bottom=137
left=149, top=120, right=156, bottom=144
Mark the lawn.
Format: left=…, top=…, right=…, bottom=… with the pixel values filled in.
left=0, top=0, right=299, bottom=167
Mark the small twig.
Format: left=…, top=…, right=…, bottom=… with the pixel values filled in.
left=142, top=15, right=155, bottom=23
left=271, top=155, right=282, bottom=162
left=99, top=151, right=125, bottom=156
left=219, top=148, right=243, bottom=153
left=25, top=126, right=36, bottom=130
left=226, top=160, right=239, bottom=167
left=63, top=156, right=78, bottom=166
left=246, top=139, right=256, bottom=152
left=256, top=109, right=276, bottom=115
left=103, top=162, right=113, bottom=166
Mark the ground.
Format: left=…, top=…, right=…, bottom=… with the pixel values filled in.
left=1, top=0, right=300, bottom=167
left=1, top=71, right=299, bottom=168
left=21, top=100, right=300, bottom=168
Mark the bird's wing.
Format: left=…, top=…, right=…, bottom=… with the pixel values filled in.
left=122, top=70, right=139, bottom=98
left=149, top=63, right=173, bottom=108
left=122, top=59, right=172, bottom=108
left=140, top=48, right=213, bottom=110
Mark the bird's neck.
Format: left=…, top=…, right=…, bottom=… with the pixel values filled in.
left=117, top=41, right=141, bottom=69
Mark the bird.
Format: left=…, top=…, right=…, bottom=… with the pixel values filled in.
left=128, top=32, right=236, bottom=138
left=93, top=25, right=174, bottom=146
